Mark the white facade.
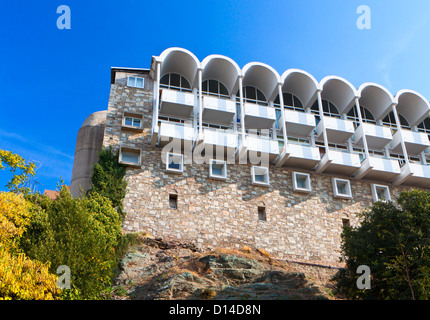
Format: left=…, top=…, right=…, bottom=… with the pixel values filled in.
left=149, top=47, right=430, bottom=189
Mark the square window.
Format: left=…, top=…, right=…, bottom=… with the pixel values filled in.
left=293, top=172, right=311, bottom=193
left=333, top=178, right=352, bottom=199
left=209, top=160, right=227, bottom=180
left=169, top=194, right=178, bottom=209
left=166, top=153, right=183, bottom=173
left=371, top=184, right=391, bottom=202
left=252, top=166, right=269, bottom=186
left=258, top=207, right=266, bottom=221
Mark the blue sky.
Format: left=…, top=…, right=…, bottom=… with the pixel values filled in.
left=1, top=1, right=430, bottom=192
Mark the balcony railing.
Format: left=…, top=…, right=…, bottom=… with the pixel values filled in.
left=283, top=109, right=316, bottom=137
left=202, top=96, right=236, bottom=125
left=160, top=89, right=195, bottom=118
left=390, top=129, right=430, bottom=155
left=244, top=103, right=276, bottom=129
left=316, top=116, right=355, bottom=144
left=354, top=123, right=393, bottom=149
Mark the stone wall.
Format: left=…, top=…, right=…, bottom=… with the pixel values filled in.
left=102, top=72, right=410, bottom=267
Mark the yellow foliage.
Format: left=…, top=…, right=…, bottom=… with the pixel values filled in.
left=0, top=149, right=36, bottom=191
left=0, top=192, right=32, bottom=249
left=0, top=247, right=60, bottom=300
left=0, top=192, right=59, bottom=300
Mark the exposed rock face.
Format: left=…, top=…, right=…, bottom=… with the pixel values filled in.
left=112, top=236, right=340, bottom=300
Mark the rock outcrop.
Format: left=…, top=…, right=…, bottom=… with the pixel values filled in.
left=112, top=235, right=340, bottom=300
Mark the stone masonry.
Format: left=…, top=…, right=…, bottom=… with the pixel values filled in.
left=102, top=70, right=411, bottom=267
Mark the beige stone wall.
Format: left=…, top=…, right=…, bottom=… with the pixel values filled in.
left=103, top=74, right=410, bottom=267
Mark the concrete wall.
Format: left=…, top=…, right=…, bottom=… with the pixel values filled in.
left=70, top=110, right=107, bottom=197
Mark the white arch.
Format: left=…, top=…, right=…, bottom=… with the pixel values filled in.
left=395, top=89, right=430, bottom=127
left=320, top=75, right=358, bottom=115
left=281, top=69, right=319, bottom=107
left=156, top=47, right=200, bottom=88
left=358, top=82, right=394, bottom=121
left=241, top=62, right=281, bottom=101
left=201, top=54, right=241, bottom=96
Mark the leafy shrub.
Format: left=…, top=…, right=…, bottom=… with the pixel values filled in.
left=0, top=192, right=59, bottom=300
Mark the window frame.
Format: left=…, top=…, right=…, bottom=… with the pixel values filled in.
left=371, top=184, right=391, bottom=202
left=332, top=178, right=352, bottom=199
left=127, top=76, right=145, bottom=88
left=292, top=172, right=312, bottom=193
left=119, top=147, right=141, bottom=168
left=165, top=152, right=184, bottom=173
left=209, top=159, right=227, bottom=180
left=251, top=166, right=270, bottom=186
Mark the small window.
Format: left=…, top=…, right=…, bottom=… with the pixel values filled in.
left=127, top=76, right=145, bottom=88
left=121, top=112, right=143, bottom=132
left=119, top=148, right=141, bottom=167
left=252, top=166, right=270, bottom=186
left=169, top=194, right=178, bottom=209
left=293, top=172, right=311, bottom=193
left=258, top=206, right=266, bottom=221
left=166, top=153, right=183, bottom=173
left=209, top=159, right=227, bottom=180
left=333, top=178, right=352, bottom=199
left=371, top=184, right=391, bottom=202
left=124, top=116, right=142, bottom=128
left=342, top=218, right=350, bottom=227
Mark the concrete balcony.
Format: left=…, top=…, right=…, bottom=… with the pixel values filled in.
left=397, top=162, right=430, bottom=188
left=202, top=96, right=236, bottom=125
left=316, top=116, right=355, bottom=144
left=156, top=121, right=195, bottom=149
left=244, top=103, right=276, bottom=129
left=316, top=149, right=361, bottom=176
left=390, top=129, right=430, bottom=155
left=354, top=156, right=401, bottom=182
left=283, top=109, right=316, bottom=137
left=353, top=123, right=393, bottom=149
left=160, top=89, right=195, bottom=118
left=239, top=135, right=280, bottom=164
left=277, top=143, right=321, bottom=170
left=196, top=128, right=238, bottom=160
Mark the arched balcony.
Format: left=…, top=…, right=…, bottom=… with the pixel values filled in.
left=390, top=90, right=430, bottom=156
left=157, top=48, right=199, bottom=119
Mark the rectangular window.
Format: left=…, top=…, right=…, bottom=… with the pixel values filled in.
left=333, top=178, right=352, bottom=199
left=169, top=194, right=178, bottom=209
left=342, top=218, right=350, bottom=227
left=371, top=184, right=391, bottom=202
left=119, top=148, right=141, bottom=167
left=252, top=166, right=270, bottom=186
left=166, top=153, right=183, bottom=173
left=123, top=116, right=142, bottom=128
left=293, top=172, right=311, bottom=193
left=127, top=76, right=145, bottom=88
left=209, top=159, right=227, bottom=180
left=258, top=207, right=266, bottom=221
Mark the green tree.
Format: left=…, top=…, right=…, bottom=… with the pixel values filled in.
left=22, top=185, right=122, bottom=299
left=334, top=189, right=430, bottom=300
